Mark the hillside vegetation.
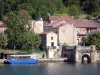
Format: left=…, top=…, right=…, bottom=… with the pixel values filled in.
left=0, top=0, right=100, bottom=20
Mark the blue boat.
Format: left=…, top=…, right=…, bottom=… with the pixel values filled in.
left=7, top=59, right=39, bottom=64
left=5, top=54, right=39, bottom=64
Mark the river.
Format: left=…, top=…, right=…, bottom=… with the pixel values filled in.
left=0, top=62, right=100, bottom=75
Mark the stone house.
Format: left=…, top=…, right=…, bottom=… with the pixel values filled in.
left=44, top=17, right=78, bottom=46
left=30, top=18, right=44, bottom=34
left=58, top=24, right=77, bottom=46
left=40, top=31, right=58, bottom=50
left=72, top=20, right=99, bottom=44
left=44, top=16, right=100, bottom=45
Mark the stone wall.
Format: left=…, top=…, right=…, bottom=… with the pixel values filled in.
left=75, top=45, right=97, bottom=63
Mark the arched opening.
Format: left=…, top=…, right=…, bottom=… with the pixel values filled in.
left=82, top=54, right=91, bottom=63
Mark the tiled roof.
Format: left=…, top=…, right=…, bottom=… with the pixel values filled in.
left=48, top=16, right=73, bottom=21
left=46, top=16, right=100, bottom=28
left=53, top=24, right=64, bottom=29
left=66, top=19, right=99, bottom=28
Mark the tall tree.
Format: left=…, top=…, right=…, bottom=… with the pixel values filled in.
left=22, top=32, right=41, bottom=50
left=0, top=32, right=8, bottom=49
left=80, top=0, right=100, bottom=13
left=83, top=31, right=100, bottom=50
left=63, top=0, right=80, bottom=6
left=4, top=11, right=31, bottom=49
left=66, top=4, right=80, bottom=17
left=4, top=11, right=41, bottom=50
left=2, top=0, right=65, bottom=20
left=0, top=0, right=4, bottom=20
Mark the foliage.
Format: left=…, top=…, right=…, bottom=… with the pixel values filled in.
left=63, top=0, right=100, bottom=14
left=89, top=31, right=100, bottom=50
left=86, top=15, right=92, bottom=20
left=57, top=7, right=68, bottom=16
left=66, top=4, right=80, bottom=17
left=83, top=31, right=100, bottom=50
left=4, top=11, right=31, bottom=49
left=3, top=11, right=41, bottom=50
left=81, top=37, right=90, bottom=46
left=80, top=0, right=100, bottom=13
left=92, top=9, right=100, bottom=17
left=2, top=0, right=64, bottom=20
left=4, top=11, right=41, bottom=50
left=0, top=32, right=8, bottom=49
left=1, top=0, right=100, bottom=20
left=22, top=32, right=41, bottom=50
left=63, top=0, right=80, bottom=6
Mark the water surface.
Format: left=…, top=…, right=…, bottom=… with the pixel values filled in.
left=0, top=62, right=100, bottom=75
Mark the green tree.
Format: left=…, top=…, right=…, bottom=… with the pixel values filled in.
left=22, top=32, right=41, bottom=50
left=81, top=37, right=90, bottom=46
left=84, top=31, right=100, bottom=50
left=63, top=0, right=80, bottom=6
left=0, top=32, right=8, bottom=49
left=0, top=0, right=4, bottom=20
left=92, top=9, right=100, bottom=17
left=66, top=4, right=80, bottom=17
left=4, top=11, right=31, bottom=49
left=80, top=0, right=100, bottom=13
left=4, top=11, right=41, bottom=51
left=2, top=0, right=65, bottom=20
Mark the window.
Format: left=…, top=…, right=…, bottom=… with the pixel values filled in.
left=51, top=37, right=53, bottom=40
left=51, top=42, right=54, bottom=47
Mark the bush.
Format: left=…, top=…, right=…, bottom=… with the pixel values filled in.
left=66, top=4, right=80, bottom=17
left=92, top=9, right=100, bottom=17
left=86, top=15, right=92, bottom=20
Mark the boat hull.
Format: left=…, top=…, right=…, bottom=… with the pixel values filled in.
left=7, top=59, right=39, bottom=64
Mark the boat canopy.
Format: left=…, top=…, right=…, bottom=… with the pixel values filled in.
left=10, top=54, right=33, bottom=57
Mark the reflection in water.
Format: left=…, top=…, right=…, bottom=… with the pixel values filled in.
left=0, top=62, right=100, bottom=75
left=0, top=64, right=7, bottom=75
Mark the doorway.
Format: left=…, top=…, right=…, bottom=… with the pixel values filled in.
left=82, top=54, right=91, bottom=63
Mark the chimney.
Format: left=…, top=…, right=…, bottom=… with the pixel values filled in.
left=40, top=17, right=43, bottom=21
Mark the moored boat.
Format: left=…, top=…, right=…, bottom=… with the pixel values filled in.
left=5, top=54, right=39, bottom=64
left=7, top=59, right=39, bottom=64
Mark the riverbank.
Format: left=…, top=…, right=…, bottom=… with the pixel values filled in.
left=0, top=58, right=67, bottom=64
left=1, top=58, right=100, bottom=64
left=39, top=58, right=67, bottom=62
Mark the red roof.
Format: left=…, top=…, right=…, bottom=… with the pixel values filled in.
left=66, top=19, right=99, bottom=28
left=48, top=16, right=73, bottom=21
left=46, top=16, right=100, bottom=28
left=53, top=24, right=64, bottom=29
